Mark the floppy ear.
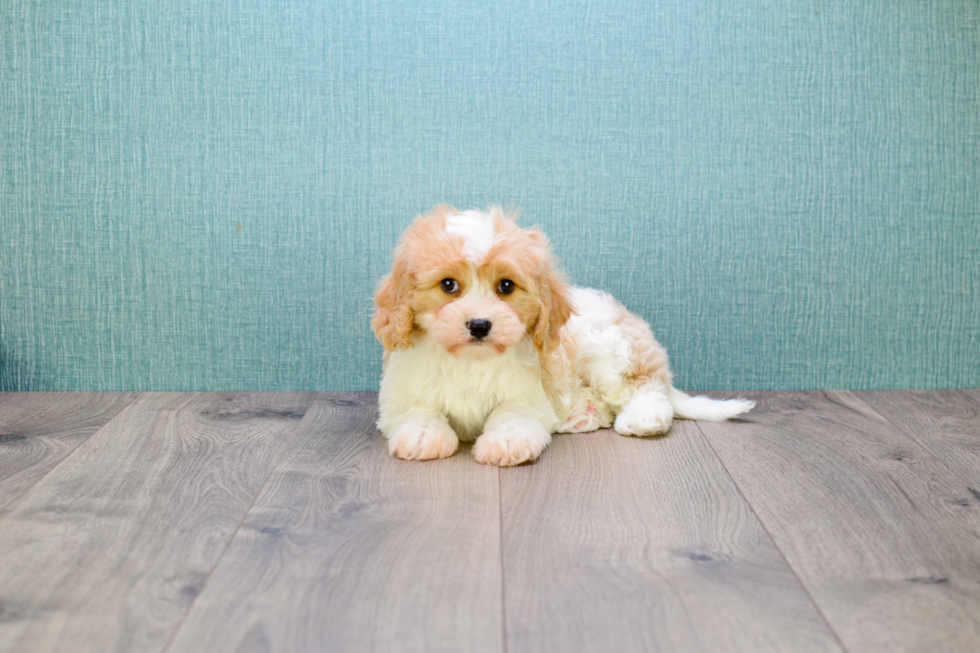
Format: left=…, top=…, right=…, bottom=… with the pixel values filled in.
left=533, top=262, right=574, bottom=354
left=372, top=254, right=415, bottom=351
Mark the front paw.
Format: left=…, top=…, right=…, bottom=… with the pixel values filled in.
left=473, top=422, right=550, bottom=467
left=388, top=417, right=459, bottom=461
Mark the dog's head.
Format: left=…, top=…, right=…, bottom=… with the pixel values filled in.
left=372, top=205, right=573, bottom=360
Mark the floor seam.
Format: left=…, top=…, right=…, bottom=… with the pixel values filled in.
left=848, top=390, right=980, bottom=485
left=0, top=392, right=143, bottom=516
left=498, top=467, right=508, bottom=653
left=693, top=418, right=853, bottom=653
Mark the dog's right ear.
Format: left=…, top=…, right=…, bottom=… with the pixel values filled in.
left=372, top=252, right=415, bottom=351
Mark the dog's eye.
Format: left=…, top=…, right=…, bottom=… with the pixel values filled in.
left=497, top=279, right=515, bottom=295
left=440, top=278, right=460, bottom=293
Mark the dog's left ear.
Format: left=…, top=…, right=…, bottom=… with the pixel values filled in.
left=528, top=231, right=574, bottom=352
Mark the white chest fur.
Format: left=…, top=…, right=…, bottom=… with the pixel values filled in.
left=378, top=335, right=558, bottom=440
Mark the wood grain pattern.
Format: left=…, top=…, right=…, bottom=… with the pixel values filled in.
left=961, top=389, right=980, bottom=408
left=0, top=392, right=138, bottom=510
left=165, top=393, right=502, bottom=653
left=4, top=390, right=980, bottom=652
left=699, top=391, right=980, bottom=653
left=499, top=421, right=843, bottom=653
left=855, top=390, right=980, bottom=483
left=0, top=392, right=312, bottom=653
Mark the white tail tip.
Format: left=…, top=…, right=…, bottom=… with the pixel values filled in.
left=668, top=388, right=755, bottom=421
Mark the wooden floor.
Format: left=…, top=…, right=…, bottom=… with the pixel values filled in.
left=1, top=391, right=979, bottom=652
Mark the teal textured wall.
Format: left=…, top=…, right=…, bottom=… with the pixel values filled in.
left=1, top=1, right=978, bottom=391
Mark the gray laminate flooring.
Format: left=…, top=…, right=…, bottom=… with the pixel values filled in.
left=0, top=390, right=978, bottom=652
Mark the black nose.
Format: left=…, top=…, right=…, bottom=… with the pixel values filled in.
left=466, top=319, right=492, bottom=339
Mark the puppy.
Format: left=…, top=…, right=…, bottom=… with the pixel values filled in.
left=372, top=205, right=753, bottom=466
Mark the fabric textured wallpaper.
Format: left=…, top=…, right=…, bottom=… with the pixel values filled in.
left=1, top=1, right=978, bottom=391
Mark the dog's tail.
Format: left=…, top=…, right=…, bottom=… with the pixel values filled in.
left=667, top=387, right=755, bottom=421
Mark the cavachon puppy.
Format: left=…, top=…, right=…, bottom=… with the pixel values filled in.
left=372, top=205, right=753, bottom=466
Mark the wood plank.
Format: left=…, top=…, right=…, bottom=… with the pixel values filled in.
left=0, top=392, right=312, bottom=653
left=961, top=388, right=980, bottom=407
left=0, top=392, right=138, bottom=510
left=855, top=389, right=980, bottom=483
left=166, top=393, right=503, bottom=653
left=699, top=391, right=980, bottom=653
left=499, top=421, right=843, bottom=653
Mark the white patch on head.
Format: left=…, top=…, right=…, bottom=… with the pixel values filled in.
left=445, top=210, right=496, bottom=261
